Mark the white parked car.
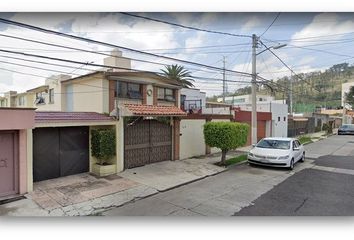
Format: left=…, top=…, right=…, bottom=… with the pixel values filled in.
left=247, top=137, right=305, bottom=170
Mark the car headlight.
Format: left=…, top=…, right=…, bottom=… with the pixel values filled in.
left=278, top=155, right=290, bottom=160
left=248, top=152, right=254, bottom=157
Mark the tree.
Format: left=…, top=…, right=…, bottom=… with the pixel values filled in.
left=345, top=86, right=354, bottom=107
left=161, top=64, right=195, bottom=88
left=203, top=122, right=249, bottom=166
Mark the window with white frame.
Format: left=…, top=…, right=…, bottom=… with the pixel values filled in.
left=34, top=92, right=45, bottom=105
left=18, top=96, right=25, bottom=106
left=49, top=88, right=54, bottom=103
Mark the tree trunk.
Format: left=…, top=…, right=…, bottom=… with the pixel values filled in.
left=220, top=149, right=228, bottom=166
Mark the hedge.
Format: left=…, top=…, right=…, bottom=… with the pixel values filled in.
left=91, top=128, right=116, bottom=165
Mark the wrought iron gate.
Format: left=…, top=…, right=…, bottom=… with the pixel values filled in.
left=124, top=119, right=172, bottom=169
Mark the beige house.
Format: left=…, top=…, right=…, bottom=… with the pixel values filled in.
left=18, top=48, right=185, bottom=189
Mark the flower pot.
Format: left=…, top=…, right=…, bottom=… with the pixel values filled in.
left=92, top=163, right=117, bottom=177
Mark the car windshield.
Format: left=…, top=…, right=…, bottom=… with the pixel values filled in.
left=341, top=125, right=354, bottom=129
left=256, top=139, right=290, bottom=150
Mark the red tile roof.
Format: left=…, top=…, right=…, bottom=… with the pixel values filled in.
left=124, top=104, right=187, bottom=116
left=35, top=111, right=114, bottom=123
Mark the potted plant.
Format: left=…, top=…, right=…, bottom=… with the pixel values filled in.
left=91, top=128, right=117, bottom=177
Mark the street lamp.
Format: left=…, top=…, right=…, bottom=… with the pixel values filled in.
left=251, top=34, right=286, bottom=144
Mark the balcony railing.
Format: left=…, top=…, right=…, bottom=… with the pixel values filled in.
left=181, top=99, right=202, bottom=114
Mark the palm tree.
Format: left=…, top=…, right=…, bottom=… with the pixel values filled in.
left=161, top=64, right=195, bottom=88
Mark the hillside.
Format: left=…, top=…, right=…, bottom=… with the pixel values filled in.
left=207, top=63, right=354, bottom=113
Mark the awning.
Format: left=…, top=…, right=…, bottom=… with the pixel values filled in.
left=124, top=104, right=187, bottom=116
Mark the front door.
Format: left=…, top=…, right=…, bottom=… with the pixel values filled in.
left=0, top=131, right=18, bottom=198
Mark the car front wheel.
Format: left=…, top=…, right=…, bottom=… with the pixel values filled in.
left=289, top=158, right=294, bottom=170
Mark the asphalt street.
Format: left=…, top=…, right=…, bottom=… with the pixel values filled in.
left=103, top=134, right=354, bottom=216
left=236, top=134, right=354, bottom=216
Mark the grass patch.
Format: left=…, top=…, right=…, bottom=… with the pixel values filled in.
left=215, top=154, right=247, bottom=167
left=298, top=136, right=313, bottom=145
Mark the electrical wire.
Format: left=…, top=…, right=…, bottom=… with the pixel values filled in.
left=260, top=13, right=281, bottom=37
left=0, top=17, right=254, bottom=76
left=119, top=13, right=252, bottom=38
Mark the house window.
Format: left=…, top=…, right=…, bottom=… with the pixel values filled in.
left=18, top=96, right=25, bottom=106
left=49, top=88, right=54, bottom=103
left=157, top=87, right=175, bottom=102
left=117, top=82, right=142, bottom=99
left=284, top=117, right=286, bottom=121
left=34, top=92, right=45, bottom=105
left=278, top=116, right=281, bottom=122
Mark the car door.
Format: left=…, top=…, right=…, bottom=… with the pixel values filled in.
left=296, top=140, right=304, bottom=159
left=292, top=140, right=300, bottom=161
left=294, top=140, right=302, bottom=161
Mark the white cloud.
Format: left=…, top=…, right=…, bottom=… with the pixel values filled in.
left=0, top=13, right=182, bottom=94
left=290, top=13, right=354, bottom=46
left=242, top=16, right=262, bottom=31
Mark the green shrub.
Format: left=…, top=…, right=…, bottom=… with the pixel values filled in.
left=91, top=128, right=116, bottom=165
left=322, top=123, right=333, bottom=134
left=298, top=135, right=312, bottom=145
left=204, top=122, right=249, bottom=165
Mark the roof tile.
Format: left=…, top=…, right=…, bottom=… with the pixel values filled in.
left=35, top=111, right=113, bottom=123
left=124, top=104, right=187, bottom=116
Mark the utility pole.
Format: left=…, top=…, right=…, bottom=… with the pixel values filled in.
left=251, top=34, right=258, bottom=145
left=290, top=72, right=293, bottom=115
left=222, top=56, right=226, bottom=103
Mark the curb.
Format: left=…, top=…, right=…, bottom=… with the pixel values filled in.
left=96, top=167, right=229, bottom=215
left=158, top=167, right=228, bottom=193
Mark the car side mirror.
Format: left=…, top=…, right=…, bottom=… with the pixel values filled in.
left=252, top=144, right=256, bottom=147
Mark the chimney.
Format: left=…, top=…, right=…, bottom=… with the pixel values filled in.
left=103, top=48, right=132, bottom=72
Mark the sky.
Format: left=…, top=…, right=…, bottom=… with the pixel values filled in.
left=1, top=12, right=354, bottom=96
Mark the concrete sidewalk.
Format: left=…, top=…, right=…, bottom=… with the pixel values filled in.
left=0, top=151, right=244, bottom=216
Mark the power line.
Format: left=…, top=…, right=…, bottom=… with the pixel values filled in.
left=0, top=50, right=251, bottom=81
left=260, top=13, right=281, bottom=37
left=284, top=44, right=354, bottom=58
left=264, top=31, right=354, bottom=43
left=0, top=54, right=262, bottom=88
left=119, top=13, right=252, bottom=38
left=0, top=33, right=171, bottom=68
left=0, top=54, right=94, bottom=71
left=259, top=40, right=320, bottom=92
left=0, top=47, right=310, bottom=99
left=0, top=17, right=253, bottom=76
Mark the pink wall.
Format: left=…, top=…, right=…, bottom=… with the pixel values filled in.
left=0, top=108, right=35, bottom=130
left=0, top=108, right=34, bottom=196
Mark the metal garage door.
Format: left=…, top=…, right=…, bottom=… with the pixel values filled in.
left=33, top=127, right=89, bottom=182
left=124, top=119, right=172, bottom=169
left=0, top=131, right=18, bottom=198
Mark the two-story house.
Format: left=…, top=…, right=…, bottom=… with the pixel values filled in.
left=26, top=51, right=185, bottom=184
